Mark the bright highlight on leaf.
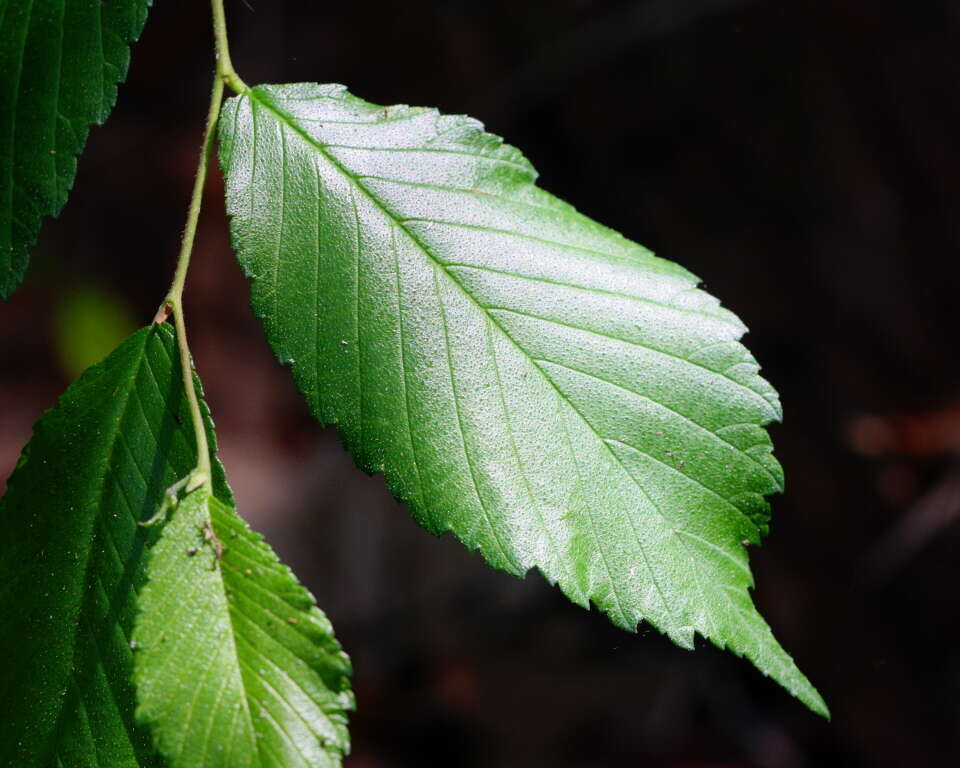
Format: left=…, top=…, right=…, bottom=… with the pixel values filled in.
left=0, top=324, right=226, bottom=767
left=132, top=488, right=353, bottom=768
left=219, top=82, right=827, bottom=717
left=0, top=0, right=152, bottom=299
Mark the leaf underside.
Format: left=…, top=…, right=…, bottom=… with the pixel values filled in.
left=132, top=488, right=353, bottom=768
left=0, top=0, right=151, bottom=300
left=0, top=325, right=228, bottom=767
left=218, top=83, right=827, bottom=716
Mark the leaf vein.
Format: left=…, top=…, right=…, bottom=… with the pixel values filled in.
left=481, top=304, right=773, bottom=410
left=392, top=222, right=426, bottom=507
left=440, top=262, right=731, bottom=324
left=533, top=356, right=780, bottom=490
left=433, top=265, right=518, bottom=571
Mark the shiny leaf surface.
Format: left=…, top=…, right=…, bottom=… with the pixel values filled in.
left=219, top=83, right=827, bottom=716
left=133, top=489, right=353, bottom=768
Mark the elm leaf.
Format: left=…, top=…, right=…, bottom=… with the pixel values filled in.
left=219, top=82, right=827, bottom=717
left=132, top=488, right=353, bottom=768
left=0, top=0, right=151, bottom=299
left=0, top=324, right=227, bottom=766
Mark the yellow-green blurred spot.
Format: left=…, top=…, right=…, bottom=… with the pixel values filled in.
left=55, top=284, right=136, bottom=380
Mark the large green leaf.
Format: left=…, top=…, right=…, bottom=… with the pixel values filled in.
left=0, top=0, right=151, bottom=299
left=0, top=324, right=227, bottom=766
left=219, top=82, right=827, bottom=716
left=133, top=489, right=353, bottom=768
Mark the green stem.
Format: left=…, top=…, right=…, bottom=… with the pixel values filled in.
left=157, top=70, right=222, bottom=493
left=156, top=0, right=248, bottom=494
left=212, top=0, right=249, bottom=94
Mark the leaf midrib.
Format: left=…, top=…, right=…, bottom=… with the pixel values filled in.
left=50, top=332, right=148, bottom=764
left=245, top=92, right=778, bottom=437
left=188, top=503, right=259, bottom=767
left=243, top=88, right=763, bottom=622
left=192, top=501, right=343, bottom=768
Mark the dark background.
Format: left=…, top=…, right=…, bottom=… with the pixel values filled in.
left=2, top=0, right=959, bottom=765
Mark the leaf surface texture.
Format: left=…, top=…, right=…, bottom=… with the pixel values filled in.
left=132, top=489, right=353, bottom=768
left=0, top=0, right=151, bottom=299
left=0, top=325, right=227, bottom=766
left=219, top=83, right=827, bottom=716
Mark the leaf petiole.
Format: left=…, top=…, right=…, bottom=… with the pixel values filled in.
left=138, top=468, right=210, bottom=527
left=212, top=0, right=249, bottom=95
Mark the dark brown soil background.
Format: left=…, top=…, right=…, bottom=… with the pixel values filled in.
left=2, top=1, right=959, bottom=766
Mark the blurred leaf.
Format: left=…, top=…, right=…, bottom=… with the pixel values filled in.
left=55, top=283, right=137, bottom=380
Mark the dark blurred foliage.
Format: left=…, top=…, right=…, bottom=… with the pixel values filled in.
left=2, top=0, right=960, bottom=765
